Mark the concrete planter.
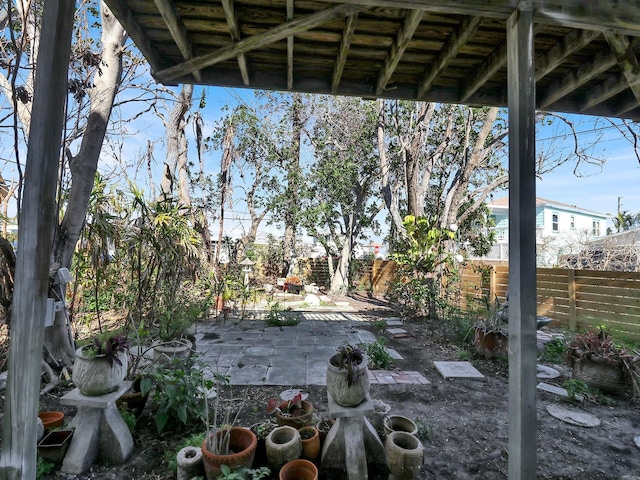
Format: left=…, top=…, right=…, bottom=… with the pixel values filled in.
left=72, top=347, right=127, bottom=396
left=265, top=426, right=301, bottom=470
left=385, top=431, right=424, bottom=480
left=326, top=354, right=370, bottom=407
left=153, top=339, right=193, bottom=365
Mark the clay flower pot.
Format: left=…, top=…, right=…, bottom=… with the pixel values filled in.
left=116, top=376, right=149, bottom=418
left=274, top=400, right=314, bottom=428
left=201, top=427, right=257, bottom=480
left=298, top=426, right=320, bottom=461
left=38, top=411, right=64, bottom=430
left=473, top=328, right=508, bottom=358
left=279, top=458, right=318, bottom=480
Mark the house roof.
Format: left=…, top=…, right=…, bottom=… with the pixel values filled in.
left=488, top=196, right=608, bottom=217
left=103, top=0, right=640, bottom=120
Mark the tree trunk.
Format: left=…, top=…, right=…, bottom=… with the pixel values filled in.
left=283, top=93, right=303, bottom=271
left=329, top=230, right=353, bottom=295
left=160, top=84, right=194, bottom=204
left=215, top=123, right=234, bottom=264
left=48, top=2, right=127, bottom=366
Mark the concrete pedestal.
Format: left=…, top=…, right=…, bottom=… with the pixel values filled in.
left=60, top=382, right=134, bottom=474
left=321, top=394, right=386, bottom=479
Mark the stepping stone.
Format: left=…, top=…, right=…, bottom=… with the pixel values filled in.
left=537, top=382, right=569, bottom=397
left=385, top=319, right=403, bottom=327
left=546, top=403, right=600, bottom=427
left=386, top=348, right=403, bottom=360
left=433, top=361, right=484, bottom=379
left=386, top=328, right=407, bottom=335
left=537, top=364, right=561, bottom=379
left=334, top=301, right=350, bottom=306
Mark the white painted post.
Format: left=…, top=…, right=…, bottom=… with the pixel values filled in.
left=0, top=2, right=75, bottom=479
left=507, top=2, right=538, bottom=479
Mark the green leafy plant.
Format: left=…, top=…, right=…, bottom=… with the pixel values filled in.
left=36, top=457, right=56, bottom=480
left=249, top=419, right=277, bottom=440
left=81, top=333, right=129, bottom=367
left=414, top=417, right=432, bottom=442
left=539, top=337, right=567, bottom=364
left=359, top=338, right=393, bottom=369
left=140, top=356, right=219, bottom=433
left=118, top=406, right=137, bottom=433
left=218, top=464, right=271, bottom=480
left=562, top=378, right=590, bottom=401
left=331, top=344, right=365, bottom=386
left=265, top=302, right=299, bottom=327
left=457, top=349, right=472, bottom=361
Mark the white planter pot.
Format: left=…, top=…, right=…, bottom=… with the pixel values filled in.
left=153, top=339, right=193, bottom=365
left=385, top=431, right=424, bottom=480
left=326, top=354, right=370, bottom=407
left=72, top=347, right=127, bottom=396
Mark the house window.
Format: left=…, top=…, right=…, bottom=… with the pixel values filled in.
left=592, top=220, right=601, bottom=236
left=570, top=216, right=575, bottom=229
left=552, top=213, right=559, bottom=231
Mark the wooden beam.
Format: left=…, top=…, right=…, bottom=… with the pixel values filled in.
left=332, top=13, right=359, bottom=93
left=462, top=24, right=543, bottom=103
left=154, top=0, right=202, bottom=82
left=287, top=0, right=294, bottom=89
left=0, top=2, right=74, bottom=479
left=604, top=32, right=640, bottom=109
left=417, top=16, right=481, bottom=99
left=506, top=3, right=537, bottom=480
left=376, top=9, right=424, bottom=95
left=220, top=0, right=250, bottom=86
left=535, top=28, right=600, bottom=81
left=314, top=0, right=640, bottom=36
left=538, top=46, right=617, bottom=108
left=154, top=3, right=364, bottom=83
left=581, top=73, right=629, bottom=112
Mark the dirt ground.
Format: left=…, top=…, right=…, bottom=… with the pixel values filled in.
left=29, top=295, right=640, bottom=479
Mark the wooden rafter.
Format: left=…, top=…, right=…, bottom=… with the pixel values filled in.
left=332, top=13, right=359, bottom=94
left=538, top=46, right=617, bottom=109
left=315, top=0, right=640, bottom=36
left=154, top=3, right=364, bottom=83
left=581, top=73, right=629, bottom=112
left=376, top=9, right=423, bottom=95
left=287, top=0, right=294, bottom=89
left=535, top=29, right=600, bottom=81
left=153, top=0, right=202, bottom=82
left=461, top=24, right=543, bottom=103
left=220, top=0, right=250, bottom=85
left=417, top=16, right=481, bottom=100
left=604, top=32, right=640, bottom=109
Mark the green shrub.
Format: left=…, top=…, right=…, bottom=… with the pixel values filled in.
left=359, top=338, right=394, bottom=369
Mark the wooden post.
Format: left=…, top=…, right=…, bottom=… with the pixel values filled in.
left=490, top=266, right=497, bottom=301
left=568, top=269, right=577, bottom=331
left=0, top=2, right=75, bottom=479
left=506, top=2, right=537, bottom=479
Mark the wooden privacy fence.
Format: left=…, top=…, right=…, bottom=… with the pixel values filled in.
left=300, top=258, right=640, bottom=340
left=461, top=264, right=640, bottom=340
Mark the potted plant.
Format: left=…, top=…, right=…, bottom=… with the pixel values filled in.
left=326, top=344, right=370, bottom=406
left=472, top=296, right=508, bottom=358
left=250, top=419, right=278, bottom=467
left=297, top=425, right=320, bottom=461
left=283, top=276, right=303, bottom=295
left=278, top=459, right=318, bottom=480
left=72, top=333, right=129, bottom=396
left=566, top=327, right=639, bottom=396
left=266, top=393, right=314, bottom=428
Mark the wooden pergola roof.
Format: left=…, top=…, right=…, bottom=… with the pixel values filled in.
left=104, top=0, right=640, bottom=120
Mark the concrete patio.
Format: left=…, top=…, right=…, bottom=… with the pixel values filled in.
left=193, top=311, right=429, bottom=386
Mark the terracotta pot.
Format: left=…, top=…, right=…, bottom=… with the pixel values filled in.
left=37, top=429, right=74, bottom=464
left=385, top=431, right=424, bottom=480
left=279, top=459, right=318, bottom=480
left=326, top=354, right=370, bottom=407
left=383, top=415, right=418, bottom=438
left=275, top=400, right=314, bottom=428
left=201, top=427, right=257, bottom=480
left=473, top=328, right=508, bottom=358
left=38, top=411, right=64, bottom=430
left=298, top=426, right=320, bottom=461
left=265, top=426, right=301, bottom=470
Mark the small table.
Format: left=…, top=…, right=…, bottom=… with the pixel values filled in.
left=60, top=381, right=134, bottom=474
left=321, top=394, right=386, bottom=479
